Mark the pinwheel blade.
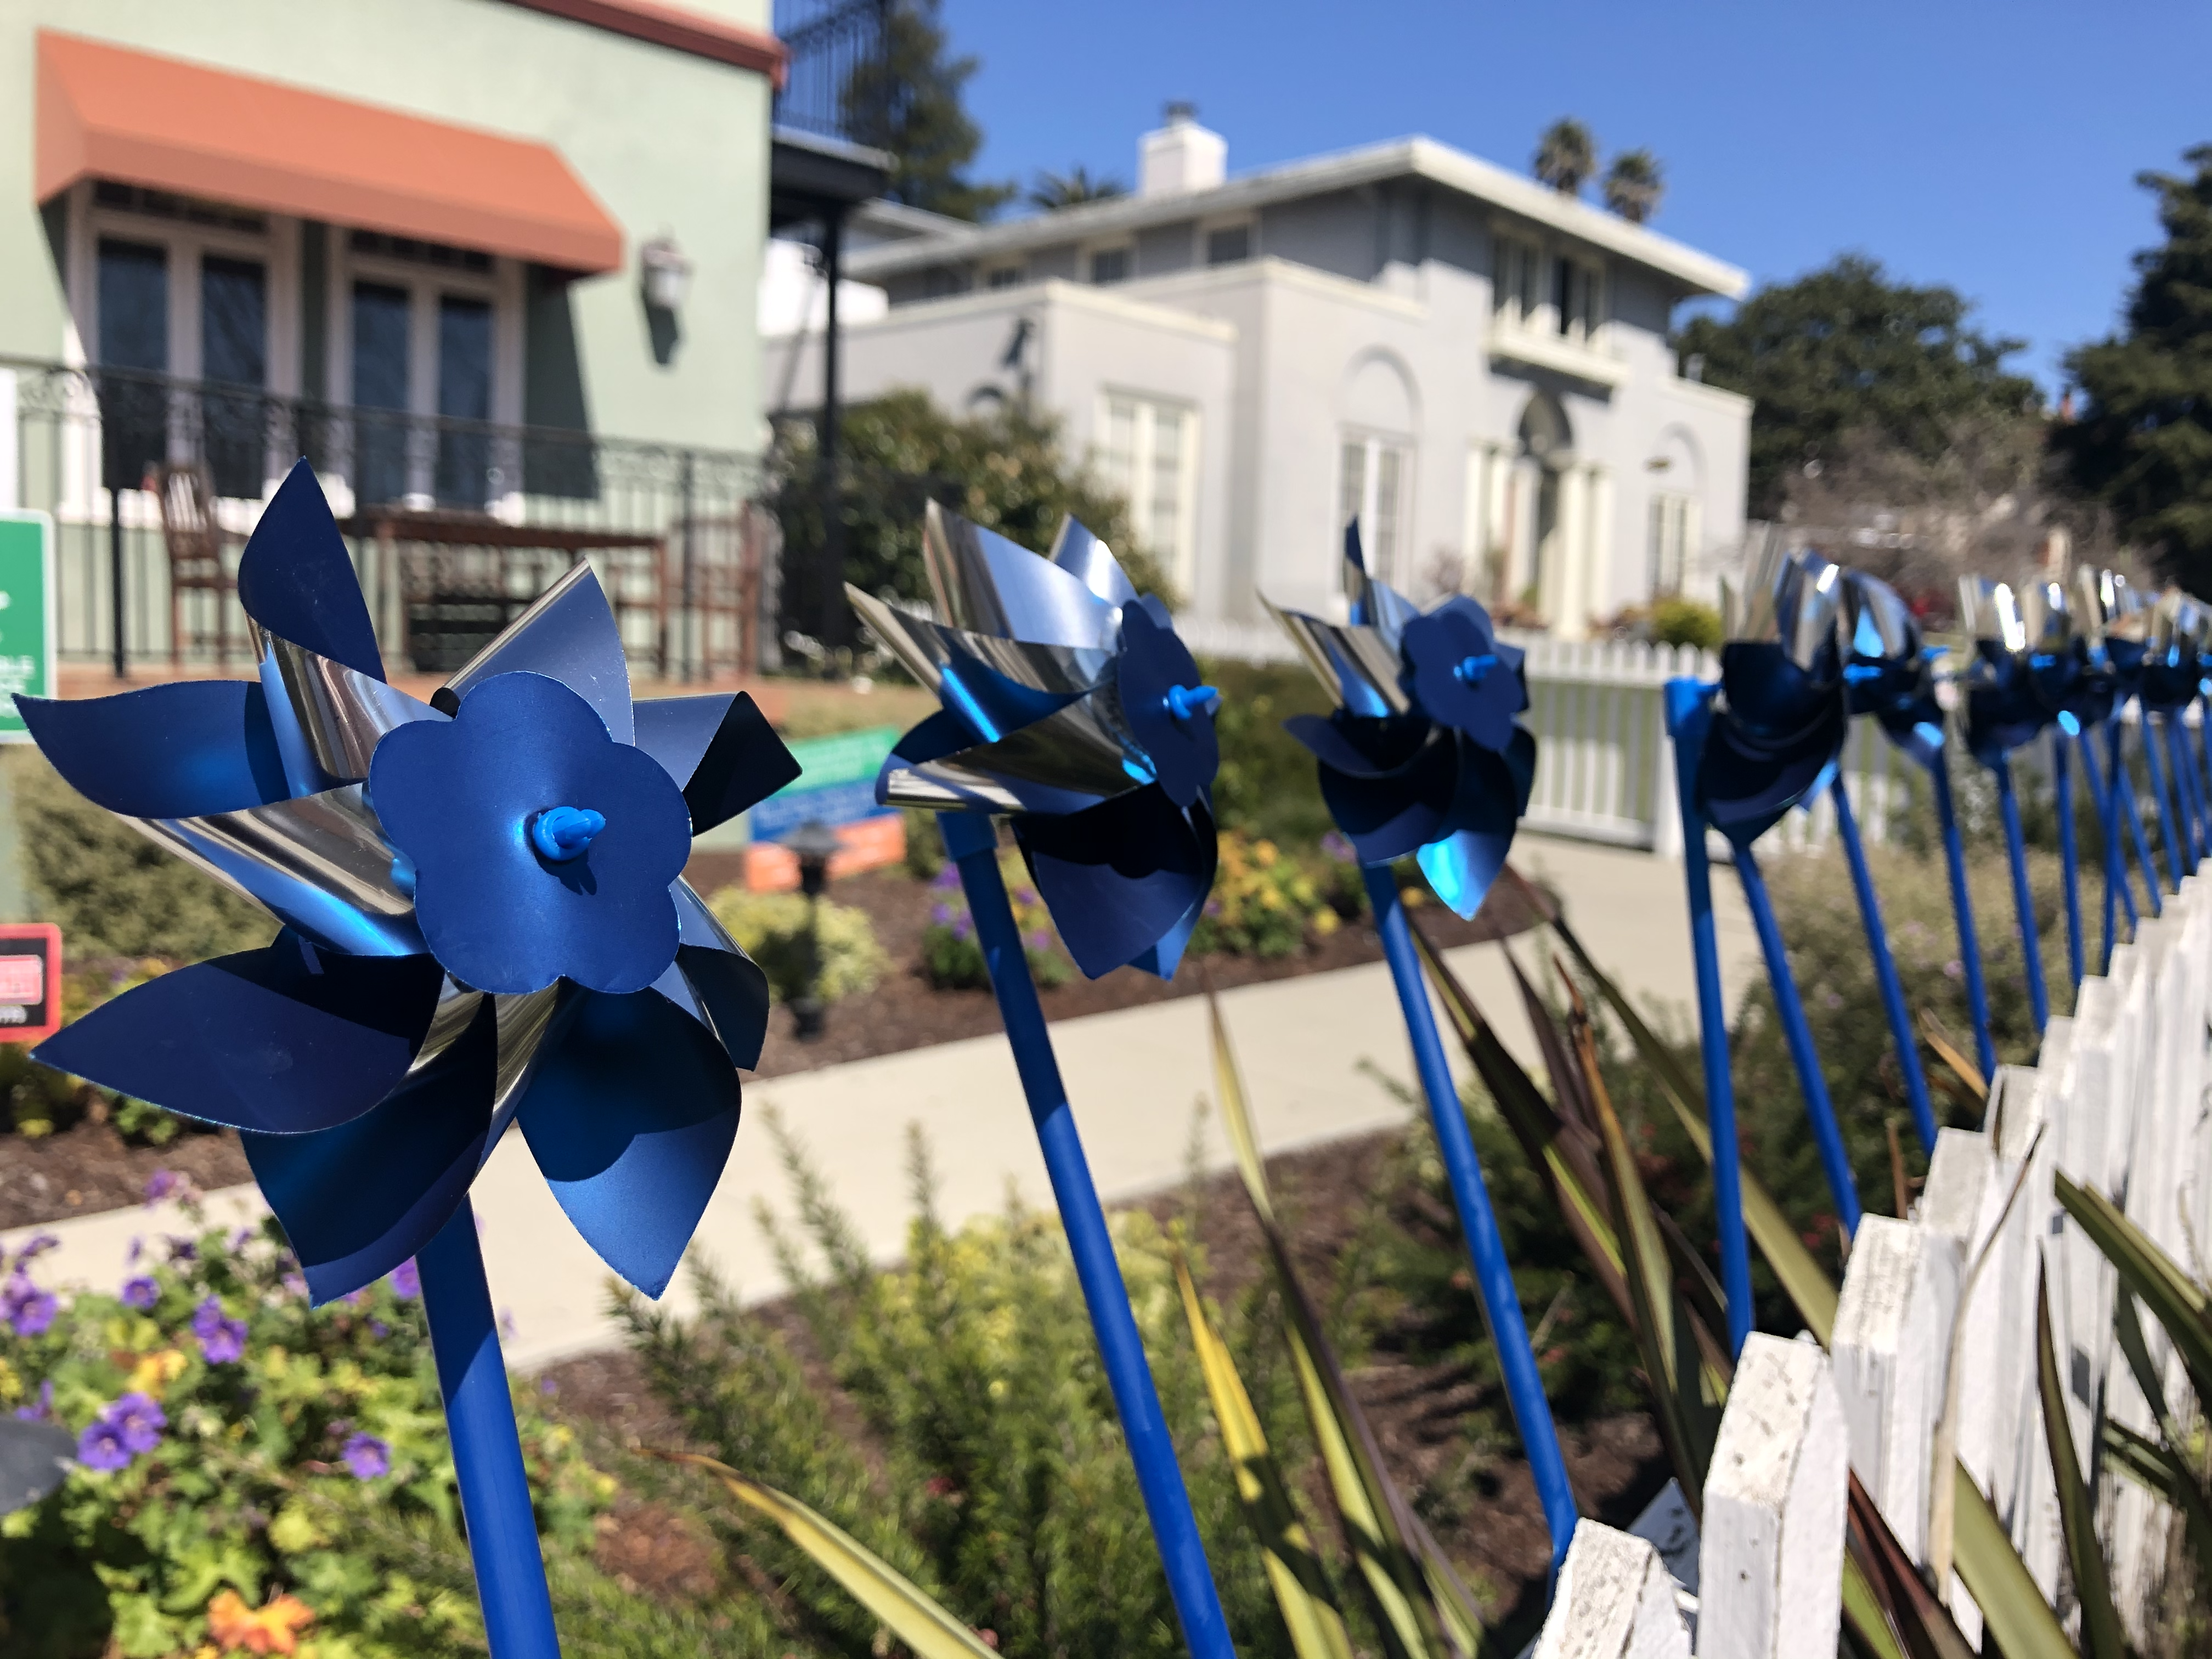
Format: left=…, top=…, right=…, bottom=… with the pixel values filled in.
left=436, top=562, right=635, bottom=744
left=1300, top=720, right=1460, bottom=866
left=922, top=500, right=1118, bottom=650
left=516, top=988, right=741, bottom=1297
left=1048, top=515, right=1138, bottom=608
left=261, top=637, right=445, bottom=783
left=16, top=681, right=291, bottom=818
left=670, top=881, right=774, bottom=1069
left=35, top=932, right=445, bottom=1134
left=236, top=460, right=387, bottom=681
left=244, top=995, right=499, bottom=1303
left=1016, top=785, right=1216, bottom=978
left=633, top=691, right=801, bottom=834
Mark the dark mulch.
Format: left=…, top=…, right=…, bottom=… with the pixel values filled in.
left=0, top=1122, right=251, bottom=1234
left=544, top=1127, right=1666, bottom=1631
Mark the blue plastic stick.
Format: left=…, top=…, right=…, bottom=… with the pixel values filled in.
left=418, top=1197, right=562, bottom=1659
left=1928, top=752, right=1998, bottom=1082
left=1990, top=756, right=2050, bottom=1032
left=1731, top=843, right=1864, bottom=1235
left=1363, top=864, right=1578, bottom=1578
left=2167, top=718, right=2206, bottom=868
left=2074, top=730, right=2139, bottom=974
left=1830, top=777, right=1938, bottom=1154
left=1662, top=679, right=1752, bottom=1356
left=2109, top=719, right=2163, bottom=918
left=939, top=813, right=1234, bottom=1659
left=2052, top=730, right=2084, bottom=994
left=2142, top=714, right=2186, bottom=891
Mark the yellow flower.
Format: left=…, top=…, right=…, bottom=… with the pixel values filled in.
left=0, top=1357, right=19, bottom=1406
left=127, top=1348, right=189, bottom=1399
left=206, top=1588, right=315, bottom=1655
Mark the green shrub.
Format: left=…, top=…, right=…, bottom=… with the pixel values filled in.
left=1188, top=831, right=1346, bottom=958
left=0, top=1206, right=612, bottom=1659
left=918, top=859, right=1072, bottom=988
left=899, top=806, right=945, bottom=881
left=1650, top=596, right=1723, bottom=652
left=1199, top=659, right=1339, bottom=851
left=705, top=889, right=887, bottom=1005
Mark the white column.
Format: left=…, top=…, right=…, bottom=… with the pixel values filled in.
left=1484, top=443, right=1511, bottom=599
left=1535, top=1520, right=1690, bottom=1659
left=1699, top=1335, right=1849, bottom=1659
left=1461, top=445, right=1488, bottom=595
left=1587, top=462, right=1616, bottom=625
left=0, top=369, right=17, bottom=513
left=1556, top=464, right=1590, bottom=640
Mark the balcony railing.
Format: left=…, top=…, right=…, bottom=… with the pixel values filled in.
left=1, top=359, right=772, bottom=682
left=772, top=0, right=891, bottom=144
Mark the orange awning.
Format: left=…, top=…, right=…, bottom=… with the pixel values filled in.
left=37, top=31, right=624, bottom=274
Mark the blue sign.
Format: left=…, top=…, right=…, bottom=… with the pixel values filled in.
left=751, top=778, right=891, bottom=841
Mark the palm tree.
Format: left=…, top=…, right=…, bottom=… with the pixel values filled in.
left=1028, top=165, right=1127, bottom=212
left=1533, top=118, right=1596, bottom=195
left=1604, top=149, right=1666, bottom=224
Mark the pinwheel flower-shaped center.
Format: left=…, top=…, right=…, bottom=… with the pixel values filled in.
left=1401, top=600, right=1526, bottom=753
left=369, top=672, right=693, bottom=996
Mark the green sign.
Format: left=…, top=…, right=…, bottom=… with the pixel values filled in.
left=0, top=515, right=53, bottom=743
left=785, top=724, right=902, bottom=789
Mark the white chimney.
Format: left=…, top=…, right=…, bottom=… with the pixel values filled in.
left=1139, top=102, right=1225, bottom=197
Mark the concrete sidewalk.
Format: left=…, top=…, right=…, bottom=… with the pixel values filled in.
left=0, top=838, right=1758, bottom=1369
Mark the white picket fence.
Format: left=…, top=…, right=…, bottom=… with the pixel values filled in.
left=1186, top=618, right=1908, bottom=857
left=1534, top=877, right=2212, bottom=1659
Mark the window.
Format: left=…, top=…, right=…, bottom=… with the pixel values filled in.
left=1553, top=256, right=1603, bottom=342
left=1088, top=246, right=1131, bottom=285
left=1493, top=234, right=1540, bottom=327
left=1338, top=435, right=1410, bottom=584
left=984, top=263, right=1026, bottom=290
left=1096, top=393, right=1199, bottom=588
left=95, top=238, right=170, bottom=490
left=1648, top=492, right=1694, bottom=596
left=1203, top=223, right=1251, bottom=266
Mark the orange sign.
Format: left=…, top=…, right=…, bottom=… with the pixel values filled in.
left=0, top=923, right=61, bottom=1043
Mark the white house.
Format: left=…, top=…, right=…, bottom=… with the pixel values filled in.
left=765, top=109, right=1752, bottom=639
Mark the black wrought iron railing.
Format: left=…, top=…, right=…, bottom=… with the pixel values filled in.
left=2, top=359, right=771, bottom=681
left=772, top=0, right=891, bottom=144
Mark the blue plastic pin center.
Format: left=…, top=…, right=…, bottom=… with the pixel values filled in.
left=1164, top=683, right=1222, bottom=721
left=529, top=805, right=606, bottom=862
left=1454, top=653, right=1498, bottom=685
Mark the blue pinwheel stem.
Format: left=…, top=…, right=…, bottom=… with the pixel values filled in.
left=417, top=1198, right=562, bottom=1659
left=1830, top=778, right=1938, bottom=1155
left=1927, top=754, right=1998, bottom=1083
left=2166, top=718, right=2206, bottom=868
left=2077, top=731, right=2141, bottom=956
left=936, top=811, right=1235, bottom=1659
left=2109, top=719, right=2163, bottom=917
left=1990, top=756, right=2050, bottom=1033
left=1361, top=864, right=1578, bottom=1579
left=1662, top=679, right=1753, bottom=1357
left=2051, top=731, right=2084, bottom=994
left=1731, top=843, right=1864, bottom=1237
left=2142, top=713, right=2186, bottom=892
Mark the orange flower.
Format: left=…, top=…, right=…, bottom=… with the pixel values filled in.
left=206, top=1589, right=315, bottom=1655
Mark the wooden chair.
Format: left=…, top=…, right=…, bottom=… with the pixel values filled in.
left=150, top=462, right=244, bottom=668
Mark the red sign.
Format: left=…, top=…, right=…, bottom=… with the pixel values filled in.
left=0, top=924, right=61, bottom=1043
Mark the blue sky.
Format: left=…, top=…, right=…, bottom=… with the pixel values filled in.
left=941, top=0, right=2209, bottom=393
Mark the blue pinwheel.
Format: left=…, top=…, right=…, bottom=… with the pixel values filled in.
left=845, top=503, right=1236, bottom=1659
left=1263, top=522, right=1577, bottom=1578
left=22, top=460, right=798, bottom=1659
left=2143, top=589, right=2210, bottom=879
left=2078, top=569, right=2167, bottom=952
left=1265, top=523, right=1536, bottom=918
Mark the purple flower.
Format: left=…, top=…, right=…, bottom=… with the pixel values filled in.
left=230, top=1227, right=255, bottom=1251
left=120, top=1276, right=160, bottom=1311
left=1321, top=830, right=1355, bottom=864
left=13, top=1232, right=59, bottom=1267
left=165, top=1238, right=197, bottom=1265
left=125, top=1236, right=143, bottom=1266
left=369, top=1319, right=390, bottom=1339
left=15, top=1380, right=53, bottom=1422
left=390, top=1259, right=420, bottom=1300
left=540, top=1376, right=558, bottom=1397
left=341, top=1431, right=391, bottom=1480
left=1014, top=887, right=1039, bottom=907
left=107, top=1392, right=166, bottom=1454
left=3, top=1274, right=56, bottom=1338
left=342, top=1288, right=371, bottom=1308
left=281, top=1272, right=310, bottom=1300
left=930, top=867, right=960, bottom=891
left=1024, top=930, right=1050, bottom=952
left=1944, top=959, right=1964, bottom=980
left=930, top=903, right=957, bottom=926
left=191, top=1296, right=247, bottom=1364
left=142, top=1169, right=180, bottom=1206
left=952, top=917, right=972, bottom=942
left=76, top=1416, right=132, bottom=1472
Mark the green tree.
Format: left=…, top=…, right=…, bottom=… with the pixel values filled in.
left=2057, top=145, right=2212, bottom=586
left=1675, top=253, right=2037, bottom=518
left=1533, top=117, right=1596, bottom=194
left=1602, top=148, right=1663, bottom=223
left=839, top=0, right=1014, bottom=222
left=1028, top=164, right=1127, bottom=211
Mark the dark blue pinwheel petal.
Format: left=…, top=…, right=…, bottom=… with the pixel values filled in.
left=433, top=564, right=635, bottom=744
left=1308, top=722, right=1460, bottom=867
left=1413, top=731, right=1534, bottom=918
left=371, top=672, right=693, bottom=996
left=634, top=692, right=800, bottom=834
left=1016, top=783, right=1216, bottom=978
left=35, top=932, right=444, bottom=1133
left=17, top=681, right=291, bottom=818
left=236, top=461, right=385, bottom=682
left=1116, top=599, right=1219, bottom=809
left=675, top=945, right=772, bottom=1070
left=515, top=988, right=740, bottom=1297
left=1401, top=597, right=1528, bottom=752
left=1719, top=641, right=1841, bottom=748
left=1963, top=646, right=2051, bottom=766
left=1128, top=799, right=1215, bottom=979
left=1283, top=710, right=1431, bottom=780
left=244, top=996, right=498, bottom=1303
left=936, top=650, right=1085, bottom=744
left=1697, top=699, right=1848, bottom=847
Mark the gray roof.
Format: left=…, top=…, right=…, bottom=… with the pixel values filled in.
left=843, top=135, right=1748, bottom=300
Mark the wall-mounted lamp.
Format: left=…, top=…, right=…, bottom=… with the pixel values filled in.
left=641, top=235, right=693, bottom=311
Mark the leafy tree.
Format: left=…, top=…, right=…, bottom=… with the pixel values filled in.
left=1533, top=118, right=1596, bottom=195
left=1674, top=253, right=2038, bottom=518
left=1028, top=164, right=1127, bottom=212
left=839, top=0, right=1014, bottom=222
left=1602, top=149, right=1663, bottom=223
left=2057, top=145, right=2212, bottom=586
